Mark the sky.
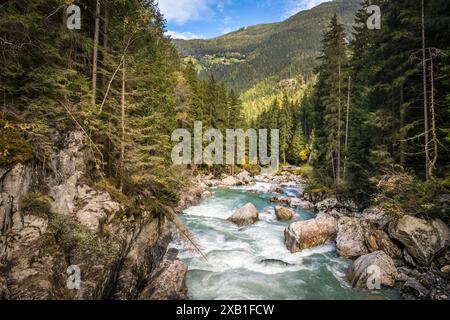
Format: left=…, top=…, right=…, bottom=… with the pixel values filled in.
left=157, top=0, right=330, bottom=40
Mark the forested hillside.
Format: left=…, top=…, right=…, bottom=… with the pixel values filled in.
left=0, top=0, right=243, bottom=207
left=174, top=0, right=361, bottom=119
left=174, top=0, right=360, bottom=91
left=255, top=0, right=450, bottom=216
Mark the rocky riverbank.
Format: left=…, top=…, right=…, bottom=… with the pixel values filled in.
left=0, top=132, right=187, bottom=300
left=180, top=169, right=450, bottom=300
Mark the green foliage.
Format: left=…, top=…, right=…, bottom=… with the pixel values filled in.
left=20, top=193, right=53, bottom=218
left=377, top=174, right=449, bottom=219
left=0, top=127, right=33, bottom=167
left=96, top=179, right=132, bottom=208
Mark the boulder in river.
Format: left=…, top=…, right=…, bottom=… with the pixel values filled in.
left=284, top=213, right=337, bottom=253
left=389, top=215, right=450, bottom=266
left=275, top=206, right=295, bottom=221
left=336, top=217, right=369, bottom=259
left=228, top=203, right=259, bottom=227
left=236, top=170, right=253, bottom=184
left=347, top=251, right=398, bottom=289
left=220, top=176, right=243, bottom=187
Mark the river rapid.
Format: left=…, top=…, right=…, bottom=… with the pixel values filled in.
left=176, top=181, right=400, bottom=300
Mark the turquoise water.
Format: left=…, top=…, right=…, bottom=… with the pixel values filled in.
left=178, top=183, right=400, bottom=300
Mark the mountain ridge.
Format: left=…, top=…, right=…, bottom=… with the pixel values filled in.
left=173, top=0, right=362, bottom=95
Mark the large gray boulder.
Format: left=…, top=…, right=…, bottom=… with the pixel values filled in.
left=285, top=213, right=337, bottom=253
left=228, top=203, right=259, bottom=227
left=347, top=251, right=398, bottom=289
left=336, top=217, right=369, bottom=259
left=389, top=215, right=450, bottom=266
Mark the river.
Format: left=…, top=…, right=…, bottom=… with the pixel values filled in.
left=176, top=182, right=400, bottom=300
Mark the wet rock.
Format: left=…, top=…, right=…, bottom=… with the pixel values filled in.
left=366, top=230, right=402, bottom=259
left=347, top=251, right=397, bottom=289
left=285, top=213, right=337, bottom=253
left=260, top=259, right=292, bottom=267
left=202, top=191, right=213, bottom=198
left=336, top=217, right=369, bottom=259
left=389, top=215, right=450, bottom=266
left=402, top=278, right=430, bottom=300
left=228, top=203, right=259, bottom=227
left=176, top=185, right=204, bottom=213
left=275, top=206, right=295, bottom=221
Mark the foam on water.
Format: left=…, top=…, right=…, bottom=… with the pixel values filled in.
left=178, top=185, right=400, bottom=300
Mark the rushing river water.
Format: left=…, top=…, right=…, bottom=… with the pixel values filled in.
left=177, top=182, right=400, bottom=300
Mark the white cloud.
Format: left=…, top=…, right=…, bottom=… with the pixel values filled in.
left=283, top=0, right=330, bottom=18
left=157, top=0, right=216, bottom=25
left=166, top=30, right=204, bottom=40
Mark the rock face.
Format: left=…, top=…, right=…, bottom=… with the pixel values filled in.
left=175, top=185, right=204, bottom=213
left=138, top=249, right=188, bottom=300
left=275, top=206, right=295, bottom=221
left=336, top=217, right=369, bottom=259
left=285, top=214, right=337, bottom=253
left=228, top=203, right=259, bottom=227
left=389, top=215, right=450, bottom=266
left=0, top=163, right=32, bottom=233
left=347, top=251, right=398, bottom=289
left=0, top=131, right=187, bottom=300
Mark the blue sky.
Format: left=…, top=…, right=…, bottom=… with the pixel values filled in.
left=157, top=0, right=330, bottom=39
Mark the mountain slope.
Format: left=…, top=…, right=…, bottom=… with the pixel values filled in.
left=173, top=0, right=362, bottom=93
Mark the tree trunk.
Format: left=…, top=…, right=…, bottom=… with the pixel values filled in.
left=429, top=49, right=438, bottom=178
left=102, top=0, right=109, bottom=88
left=343, top=75, right=351, bottom=180
left=337, top=62, right=342, bottom=185
left=92, top=0, right=101, bottom=105
left=120, top=57, right=126, bottom=192
left=421, top=0, right=430, bottom=181
left=399, top=84, right=406, bottom=167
